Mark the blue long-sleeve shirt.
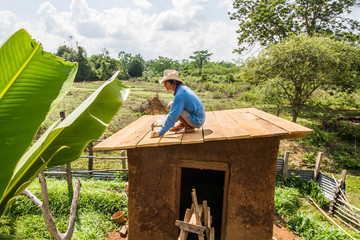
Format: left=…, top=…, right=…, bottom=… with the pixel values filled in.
left=159, top=85, right=205, bottom=136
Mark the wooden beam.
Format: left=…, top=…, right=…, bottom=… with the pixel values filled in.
left=175, top=220, right=205, bottom=235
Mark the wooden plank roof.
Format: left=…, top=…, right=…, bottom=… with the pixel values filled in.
left=93, top=108, right=313, bottom=151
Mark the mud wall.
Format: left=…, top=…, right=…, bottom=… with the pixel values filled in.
left=127, top=137, right=280, bottom=240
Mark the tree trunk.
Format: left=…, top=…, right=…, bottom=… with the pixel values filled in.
left=292, top=110, right=299, bottom=123
left=22, top=172, right=81, bottom=240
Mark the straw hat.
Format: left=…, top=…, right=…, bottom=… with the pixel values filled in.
left=159, top=70, right=182, bottom=84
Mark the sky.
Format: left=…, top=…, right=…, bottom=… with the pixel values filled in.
left=1, top=0, right=359, bottom=63
left=0, top=0, right=241, bottom=62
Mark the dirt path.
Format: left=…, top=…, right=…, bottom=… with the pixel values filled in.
left=107, top=215, right=301, bottom=240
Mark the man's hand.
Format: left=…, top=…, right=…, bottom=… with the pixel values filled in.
left=151, top=131, right=160, bottom=138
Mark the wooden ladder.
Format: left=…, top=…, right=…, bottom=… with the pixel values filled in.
left=175, top=189, right=215, bottom=240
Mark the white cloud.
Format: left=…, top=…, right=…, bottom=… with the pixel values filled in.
left=156, top=0, right=203, bottom=31
left=133, top=0, right=152, bottom=9
left=0, top=11, right=16, bottom=39
left=70, top=0, right=107, bottom=38
left=1, top=0, right=238, bottom=62
left=36, top=2, right=72, bottom=37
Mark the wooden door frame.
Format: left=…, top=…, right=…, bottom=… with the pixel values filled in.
left=175, top=160, right=230, bottom=240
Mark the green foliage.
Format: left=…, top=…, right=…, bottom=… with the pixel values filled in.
left=229, top=0, right=360, bottom=53
left=274, top=187, right=302, bottom=216
left=189, top=50, right=213, bottom=75
left=0, top=29, right=77, bottom=215
left=0, top=178, right=127, bottom=239
left=242, top=34, right=360, bottom=122
left=56, top=44, right=92, bottom=82
left=89, top=49, right=120, bottom=81
left=146, top=56, right=179, bottom=76
left=276, top=174, right=329, bottom=210
left=274, top=174, right=356, bottom=239
left=115, top=171, right=128, bottom=182
left=302, top=152, right=317, bottom=164
left=128, top=58, right=144, bottom=77
left=286, top=214, right=351, bottom=240
left=0, top=29, right=130, bottom=216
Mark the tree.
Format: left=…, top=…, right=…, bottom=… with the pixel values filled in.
left=257, top=77, right=287, bottom=116
left=189, top=50, right=213, bottom=75
left=128, top=58, right=144, bottom=77
left=229, top=0, right=360, bottom=53
left=242, top=34, right=360, bottom=122
left=75, top=46, right=91, bottom=81
left=146, top=56, right=177, bottom=76
left=89, top=49, right=120, bottom=81
left=56, top=44, right=92, bottom=82
left=0, top=29, right=130, bottom=238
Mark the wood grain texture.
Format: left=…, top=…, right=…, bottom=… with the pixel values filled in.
left=93, top=108, right=314, bottom=151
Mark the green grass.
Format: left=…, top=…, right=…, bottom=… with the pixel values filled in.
left=275, top=181, right=360, bottom=239
left=0, top=178, right=127, bottom=239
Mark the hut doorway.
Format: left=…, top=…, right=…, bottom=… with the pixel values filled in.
left=177, top=162, right=229, bottom=240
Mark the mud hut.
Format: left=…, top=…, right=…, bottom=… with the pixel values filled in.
left=94, top=108, right=313, bottom=240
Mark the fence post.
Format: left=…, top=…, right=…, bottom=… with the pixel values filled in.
left=329, top=169, right=347, bottom=215
left=60, top=111, right=73, bottom=195
left=121, top=150, right=127, bottom=169
left=282, top=151, right=290, bottom=178
left=339, top=169, right=347, bottom=189
left=313, top=152, right=323, bottom=181
left=88, top=142, right=94, bottom=176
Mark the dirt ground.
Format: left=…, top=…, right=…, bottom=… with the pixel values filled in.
left=106, top=215, right=300, bottom=240
left=272, top=215, right=301, bottom=240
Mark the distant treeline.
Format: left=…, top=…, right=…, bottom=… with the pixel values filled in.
left=56, top=44, right=237, bottom=82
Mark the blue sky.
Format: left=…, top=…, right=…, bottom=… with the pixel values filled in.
left=0, top=0, right=239, bottom=62
left=1, top=0, right=359, bottom=62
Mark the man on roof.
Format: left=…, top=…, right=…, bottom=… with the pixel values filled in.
left=151, top=70, right=206, bottom=138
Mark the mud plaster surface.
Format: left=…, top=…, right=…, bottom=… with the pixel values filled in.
left=127, top=137, right=280, bottom=240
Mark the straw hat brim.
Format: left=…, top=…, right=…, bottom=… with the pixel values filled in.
left=159, top=75, right=182, bottom=84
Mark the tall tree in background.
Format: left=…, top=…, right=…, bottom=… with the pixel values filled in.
left=75, top=46, right=91, bottom=81
left=242, top=34, right=360, bottom=122
left=118, top=51, right=145, bottom=78
left=128, top=58, right=144, bottom=77
left=146, top=56, right=177, bottom=75
left=190, top=50, right=213, bottom=75
left=56, top=37, right=92, bottom=82
left=89, top=48, right=120, bottom=81
left=229, top=0, right=360, bottom=53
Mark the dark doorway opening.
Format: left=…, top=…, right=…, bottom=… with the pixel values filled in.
left=179, top=167, right=225, bottom=240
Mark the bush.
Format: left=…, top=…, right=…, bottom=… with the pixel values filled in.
left=275, top=187, right=301, bottom=216
left=287, top=214, right=351, bottom=240
left=276, top=174, right=329, bottom=210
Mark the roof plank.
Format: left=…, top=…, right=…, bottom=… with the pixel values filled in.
left=93, top=115, right=158, bottom=151
left=93, top=108, right=314, bottom=151
left=213, top=110, right=250, bottom=140
left=136, top=126, right=162, bottom=148
left=181, top=127, right=204, bottom=145
left=158, top=129, right=183, bottom=146
left=226, top=109, right=273, bottom=138
left=244, top=108, right=313, bottom=134
left=203, top=111, right=227, bottom=141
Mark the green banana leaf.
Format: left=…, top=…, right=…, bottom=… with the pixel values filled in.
left=0, top=29, right=78, bottom=209
left=0, top=71, right=130, bottom=215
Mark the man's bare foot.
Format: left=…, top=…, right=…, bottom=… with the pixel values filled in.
left=175, top=127, right=195, bottom=134
left=169, top=122, right=184, bottom=132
